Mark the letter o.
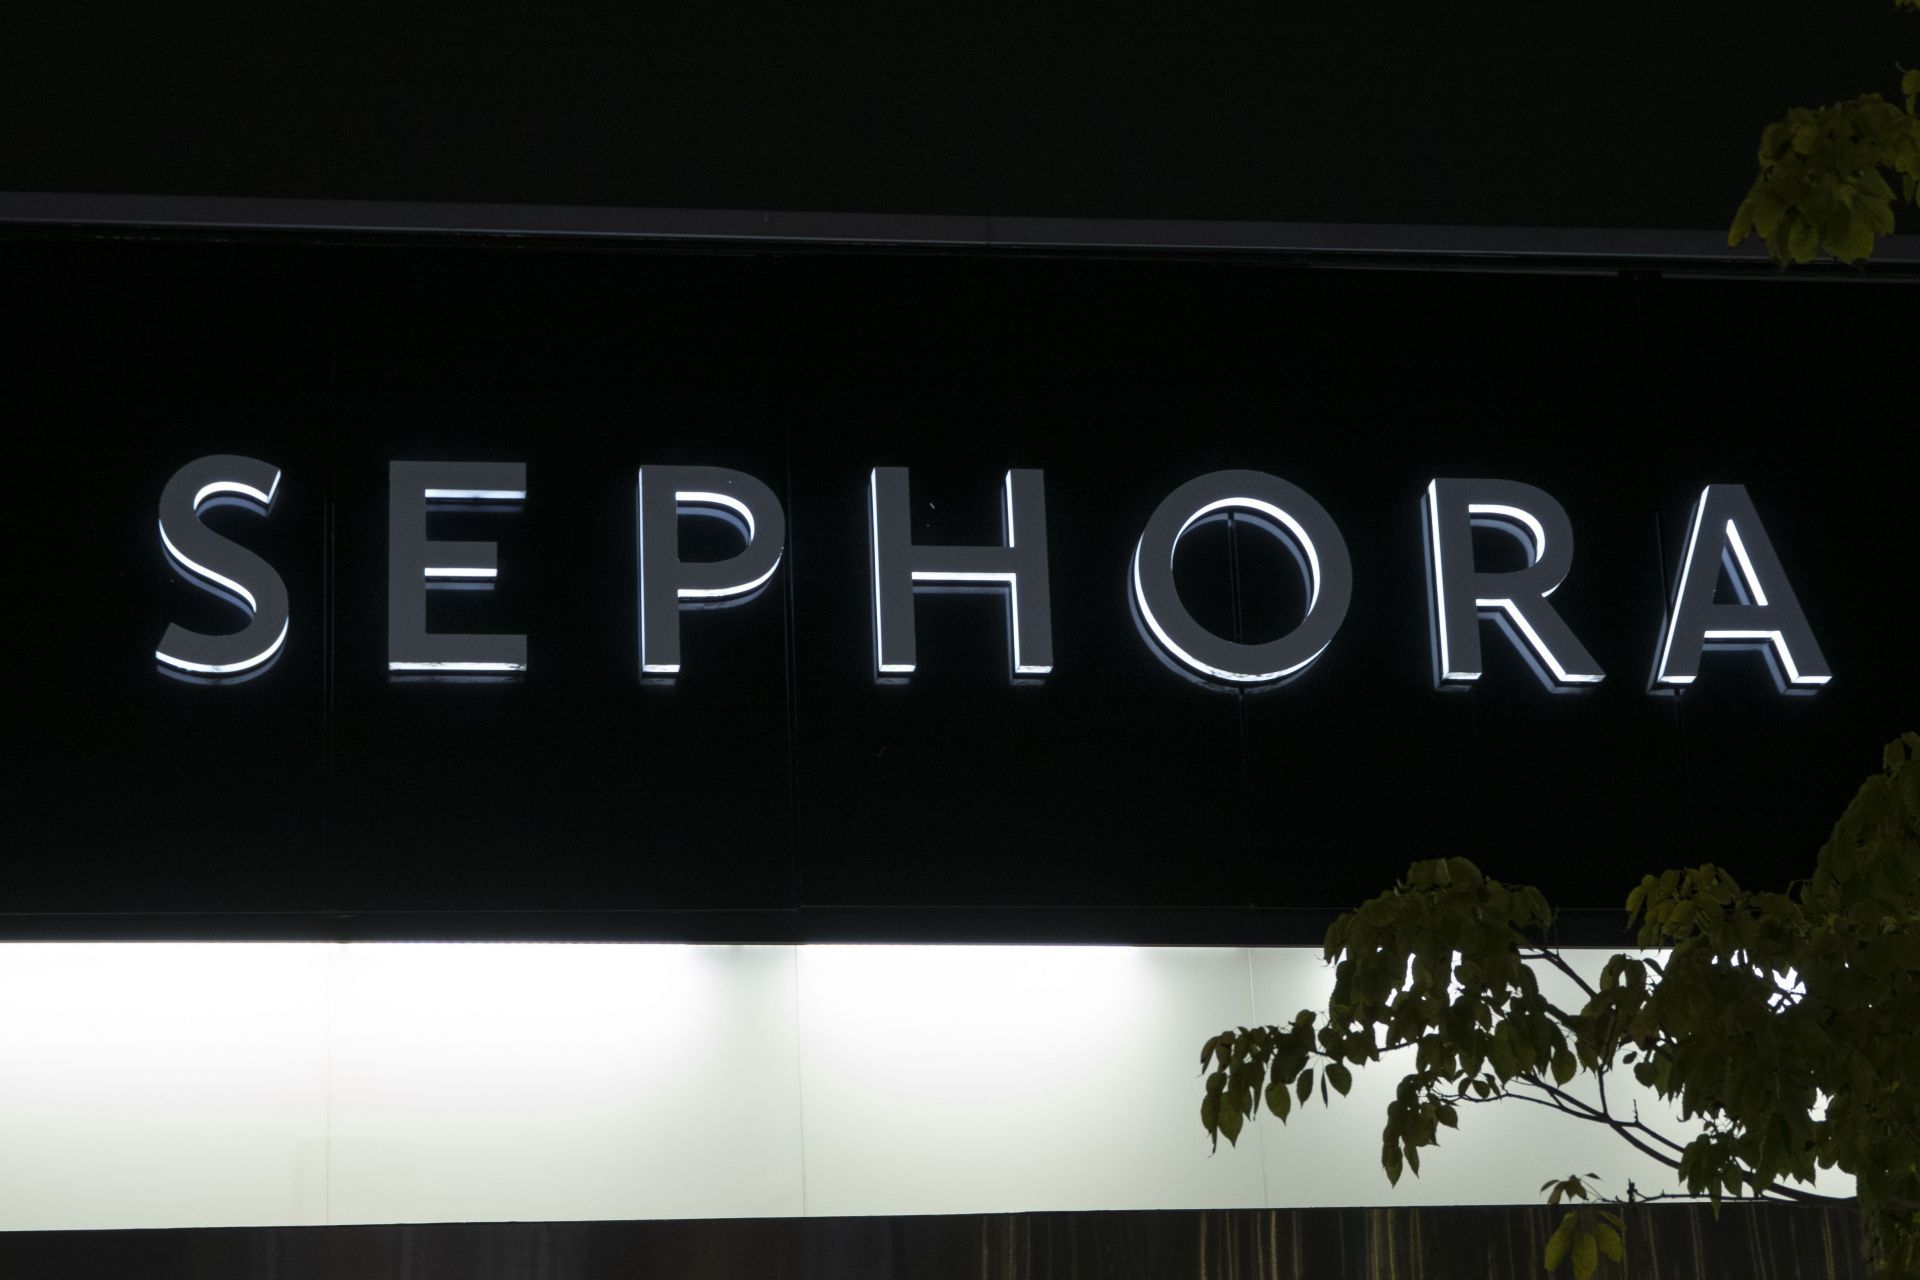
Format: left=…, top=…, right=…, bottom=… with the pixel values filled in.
left=1130, top=470, right=1352, bottom=684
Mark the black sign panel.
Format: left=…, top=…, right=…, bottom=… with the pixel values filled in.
left=4, top=239, right=1914, bottom=936
left=6, top=0, right=1912, bottom=234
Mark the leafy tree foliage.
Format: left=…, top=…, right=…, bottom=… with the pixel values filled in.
left=1201, top=734, right=1920, bottom=1278
left=1540, top=1175, right=1624, bottom=1280
left=1729, top=0, right=1920, bottom=263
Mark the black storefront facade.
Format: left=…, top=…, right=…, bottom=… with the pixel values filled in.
left=5, top=217, right=1914, bottom=921
left=6, top=5, right=1920, bottom=1268
left=0, top=214, right=1912, bottom=1277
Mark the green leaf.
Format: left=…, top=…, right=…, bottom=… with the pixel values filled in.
left=1728, top=199, right=1755, bottom=248
left=1572, top=1231, right=1599, bottom=1280
left=1857, top=166, right=1896, bottom=201
left=1827, top=210, right=1875, bottom=263
left=1326, top=1062, right=1353, bottom=1096
left=1787, top=215, right=1819, bottom=263
left=1218, top=1098, right=1244, bottom=1145
left=1203, top=740, right=1920, bottom=1233
left=1488, top=1031, right=1517, bottom=1080
left=1552, top=1045, right=1577, bottom=1086
left=1544, top=1215, right=1576, bottom=1270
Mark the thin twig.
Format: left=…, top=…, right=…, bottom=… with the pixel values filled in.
left=1521, top=948, right=1600, bottom=1000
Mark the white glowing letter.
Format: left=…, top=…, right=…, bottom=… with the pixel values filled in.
left=1130, top=470, right=1351, bottom=687
left=637, top=465, right=785, bottom=677
left=1652, top=484, right=1830, bottom=691
left=155, top=454, right=289, bottom=679
left=388, top=461, right=528, bottom=675
left=1423, top=477, right=1603, bottom=690
left=868, top=467, right=1053, bottom=680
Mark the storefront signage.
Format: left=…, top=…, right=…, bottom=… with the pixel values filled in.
left=154, top=456, right=1831, bottom=695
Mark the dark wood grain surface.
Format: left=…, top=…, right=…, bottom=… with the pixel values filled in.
left=0, top=1204, right=1864, bottom=1279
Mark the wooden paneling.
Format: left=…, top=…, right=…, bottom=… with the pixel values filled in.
left=0, top=1205, right=1864, bottom=1279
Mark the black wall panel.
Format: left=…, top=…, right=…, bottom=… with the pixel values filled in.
left=3, top=238, right=1914, bottom=937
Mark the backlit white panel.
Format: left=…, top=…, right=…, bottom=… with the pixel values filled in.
left=1249, top=948, right=1667, bottom=1205
left=1249, top=948, right=1854, bottom=1206
left=794, top=945, right=1267, bottom=1216
left=326, top=944, right=804, bottom=1224
left=0, top=944, right=329, bottom=1230
left=0, top=942, right=1851, bottom=1232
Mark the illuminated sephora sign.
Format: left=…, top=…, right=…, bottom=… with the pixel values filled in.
left=154, top=456, right=1832, bottom=695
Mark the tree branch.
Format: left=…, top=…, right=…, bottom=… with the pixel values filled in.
left=1506, top=1073, right=1848, bottom=1206
left=1521, top=948, right=1599, bottom=1000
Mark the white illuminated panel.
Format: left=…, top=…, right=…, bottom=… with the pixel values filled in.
left=326, top=943, right=803, bottom=1225
left=1249, top=949, right=1850, bottom=1206
left=0, top=942, right=1858, bottom=1233
left=1251, top=949, right=1668, bottom=1205
left=795, top=945, right=1265, bottom=1216
left=0, top=943, right=329, bottom=1230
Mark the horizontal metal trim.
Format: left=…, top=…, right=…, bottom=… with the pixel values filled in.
left=5, top=190, right=1917, bottom=265
left=0, top=905, right=1640, bottom=947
